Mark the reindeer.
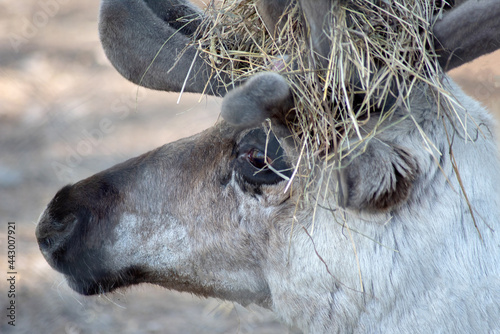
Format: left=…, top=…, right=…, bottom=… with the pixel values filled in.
left=36, top=0, right=500, bottom=333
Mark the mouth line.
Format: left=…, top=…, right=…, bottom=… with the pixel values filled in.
left=64, top=265, right=148, bottom=296
left=66, top=275, right=121, bottom=295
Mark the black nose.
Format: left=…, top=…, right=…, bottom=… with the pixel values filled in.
left=36, top=185, right=80, bottom=260
left=36, top=211, right=78, bottom=255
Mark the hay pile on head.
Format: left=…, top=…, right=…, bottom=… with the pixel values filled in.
left=195, top=0, right=454, bottom=180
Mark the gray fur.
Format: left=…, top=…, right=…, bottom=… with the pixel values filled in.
left=221, top=72, right=293, bottom=127
left=339, top=140, right=418, bottom=211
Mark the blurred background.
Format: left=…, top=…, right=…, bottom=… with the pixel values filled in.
left=0, top=1, right=499, bottom=333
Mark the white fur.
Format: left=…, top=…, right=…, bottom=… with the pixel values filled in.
left=261, top=77, right=500, bottom=333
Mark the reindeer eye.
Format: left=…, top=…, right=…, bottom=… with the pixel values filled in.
left=234, top=128, right=292, bottom=186
left=246, top=149, right=273, bottom=170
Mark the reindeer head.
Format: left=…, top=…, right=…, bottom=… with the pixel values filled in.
left=36, top=1, right=500, bottom=332
left=36, top=118, right=297, bottom=306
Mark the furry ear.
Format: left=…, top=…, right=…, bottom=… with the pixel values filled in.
left=221, top=72, right=293, bottom=128
left=339, top=141, right=417, bottom=212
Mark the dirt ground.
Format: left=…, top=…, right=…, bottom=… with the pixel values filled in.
left=0, top=1, right=499, bottom=333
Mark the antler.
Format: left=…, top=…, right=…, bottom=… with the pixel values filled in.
left=434, top=0, right=500, bottom=71
left=221, top=0, right=500, bottom=129
left=98, top=0, right=229, bottom=96
left=98, top=0, right=500, bottom=109
left=256, top=0, right=500, bottom=72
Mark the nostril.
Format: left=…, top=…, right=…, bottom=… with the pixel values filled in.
left=36, top=220, right=59, bottom=254
left=36, top=210, right=79, bottom=255
left=37, top=235, right=53, bottom=252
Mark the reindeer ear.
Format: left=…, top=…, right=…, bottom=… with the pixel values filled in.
left=433, top=0, right=500, bottom=71
left=339, top=141, right=417, bottom=212
left=221, top=72, right=293, bottom=128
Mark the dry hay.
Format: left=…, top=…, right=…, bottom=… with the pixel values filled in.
left=192, top=0, right=458, bottom=196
